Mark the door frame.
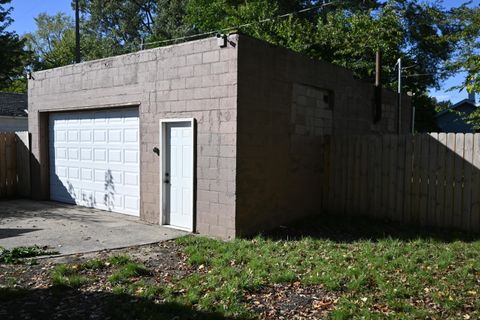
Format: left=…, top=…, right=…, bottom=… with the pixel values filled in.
left=159, top=118, right=196, bottom=232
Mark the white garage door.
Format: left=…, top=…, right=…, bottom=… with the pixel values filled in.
left=49, top=108, right=140, bottom=216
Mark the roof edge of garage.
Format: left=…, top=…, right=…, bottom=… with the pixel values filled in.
left=38, top=101, right=141, bottom=113
left=31, top=34, right=240, bottom=78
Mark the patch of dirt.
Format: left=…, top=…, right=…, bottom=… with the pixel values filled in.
left=244, top=282, right=337, bottom=320
left=0, top=241, right=193, bottom=320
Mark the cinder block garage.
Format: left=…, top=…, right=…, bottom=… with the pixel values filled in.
left=28, top=34, right=411, bottom=239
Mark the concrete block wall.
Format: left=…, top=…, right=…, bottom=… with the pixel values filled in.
left=235, top=35, right=412, bottom=236
left=28, top=35, right=239, bottom=239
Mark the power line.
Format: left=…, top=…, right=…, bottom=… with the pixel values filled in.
left=141, top=0, right=337, bottom=49
left=403, top=68, right=469, bottom=78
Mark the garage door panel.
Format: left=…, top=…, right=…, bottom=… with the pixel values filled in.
left=49, top=108, right=140, bottom=216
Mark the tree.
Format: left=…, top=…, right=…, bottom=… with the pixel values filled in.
left=448, top=3, right=480, bottom=94
left=152, top=0, right=192, bottom=42
left=0, top=0, right=30, bottom=92
left=76, top=0, right=157, bottom=53
left=184, top=0, right=458, bottom=131
left=24, top=13, right=76, bottom=70
left=185, top=1, right=456, bottom=92
left=24, top=12, right=120, bottom=70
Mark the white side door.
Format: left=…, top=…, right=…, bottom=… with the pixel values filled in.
left=163, top=121, right=194, bottom=230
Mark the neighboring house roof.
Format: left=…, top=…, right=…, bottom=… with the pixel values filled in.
left=435, top=96, right=478, bottom=133
left=0, top=92, right=28, bottom=117
left=435, top=98, right=477, bottom=118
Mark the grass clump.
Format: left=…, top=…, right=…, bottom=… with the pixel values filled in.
left=0, top=246, right=58, bottom=264
left=112, top=280, right=160, bottom=299
left=82, top=258, right=105, bottom=270
left=108, top=262, right=149, bottom=285
left=51, top=264, right=91, bottom=288
left=107, top=255, right=132, bottom=266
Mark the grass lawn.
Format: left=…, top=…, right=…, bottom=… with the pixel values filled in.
left=169, top=218, right=480, bottom=319
left=1, top=216, right=479, bottom=319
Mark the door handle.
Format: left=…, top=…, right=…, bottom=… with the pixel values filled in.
left=164, top=179, right=170, bottom=184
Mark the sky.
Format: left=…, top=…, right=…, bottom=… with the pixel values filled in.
left=5, top=0, right=479, bottom=104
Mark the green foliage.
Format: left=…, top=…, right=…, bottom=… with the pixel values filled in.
left=76, top=0, right=156, bottom=53
left=82, top=258, right=105, bottom=270
left=112, top=279, right=160, bottom=299
left=151, top=0, right=192, bottom=42
left=24, top=13, right=76, bottom=69
left=461, top=108, right=480, bottom=131
left=24, top=12, right=119, bottom=70
left=51, top=264, right=91, bottom=288
left=107, top=255, right=132, bottom=266
left=314, top=3, right=404, bottom=85
left=413, top=93, right=440, bottom=132
left=108, top=262, right=149, bottom=285
left=447, top=3, right=480, bottom=94
left=18, top=0, right=478, bottom=125
left=0, top=246, right=57, bottom=264
left=171, top=227, right=480, bottom=318
left=185, top=0, right=455, bottom=93
left=0, top=0, right=31, bottom=92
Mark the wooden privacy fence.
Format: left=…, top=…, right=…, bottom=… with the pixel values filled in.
left=322, top=133, right=480, bottom=232
left=0, top=132, right=30, bottom=199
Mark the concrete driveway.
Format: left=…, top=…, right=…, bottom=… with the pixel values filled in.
left=0, top=200, right=187, bottom=255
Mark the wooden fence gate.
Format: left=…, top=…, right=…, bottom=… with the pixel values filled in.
left=322, top=133, right=480, bottom=232
left=0, top=132, right=30, bottom=199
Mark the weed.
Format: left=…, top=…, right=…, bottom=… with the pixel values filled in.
left=112, top=280, right=160, bottom=299
left=82, top=259, right=105, bottom=270
left=107, top=255, right=132, bottom=266
left=0, top=246, right=58, bottom=264
left=108, top=262, right=149, bottom=285
left=51, top=264, right=90, bottom=288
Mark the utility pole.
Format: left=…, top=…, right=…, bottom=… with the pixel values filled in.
left=75, top=0, right=81, bottom=63
left=396, top=58, right=402, bottom=134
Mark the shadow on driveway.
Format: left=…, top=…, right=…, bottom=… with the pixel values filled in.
left=0, top=200, right=187, bottom=255
left=0, top=228, right=39, bottom=240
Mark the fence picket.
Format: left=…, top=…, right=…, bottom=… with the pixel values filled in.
left=5, top=134, right=16, bottom=196
left=359, top=137, right=369, bottom=215
left=418, top=134, right=430, bottom=225
left=0, top=132, right=30, bottom=199
left=373, top=135, right=382, bottom=218
left=411, top=135, right=421, bottom=224
left=403, top=135, right=414, bottom=223
left=436, top=133, right=447, bottom=227
left=462, top=134, right=474, bottom=230
left=472, top=134, right=480, bottom=232
left=444, top=133, right=456, bottom=226
left=427, top=133, right=438, bottom=226
left=321, top=132, right=480, bottom=232
left=453, top=134, right=465, bottom=229
left=0, top=133, right=6, bottom=197
left=388, top=135, right=399, bottom=220
left=395, top=135, right=406, bottom=222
